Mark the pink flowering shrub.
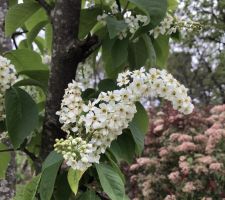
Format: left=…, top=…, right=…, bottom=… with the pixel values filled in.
left=125, top=104, right=225, bottom=200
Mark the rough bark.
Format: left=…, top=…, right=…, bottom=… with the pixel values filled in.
left=0, top=0, right=11, bottom=53
left=0, top=0, right=16, bottom=199
left=40, top=0, right=99, bottom=161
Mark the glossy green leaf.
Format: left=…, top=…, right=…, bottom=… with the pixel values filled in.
left=25, top=8, right=48, bottom=31
left=106, top=16, right=128, bottom=39
left=129, top=102, right=149, bottom=155
left=142, top=34, right=156, bottom=67
left=95, top=163, right=125, bottom=200
left=128, top=37, right=148, bottom=69
left=102, top=36, right=122, bottom=78
left=102, top=35, right=127, bottom=78
left=5, top=2, right=41, bottom=36
left=39, top=151, right=63, bottom=200
left=54, top=172, right=72, bottom=200
left=81, top=88, right=98, bottom=101
left=5, top=49, right=49, bottom=88
left=0, top=143, right=11, bottom=179
left=13, top=78, right=46, bottom=93
left=5, top=49, right=48, bottom=72
left=5, top=87, right=38, bottom=148
left=112, top=38, right=128, bottom=68
left=14, top=174, right=42, bottom=200
left=79, top=8, right=102, bottom=38
left=34, top=37, right=46, bottom=54
left=27, top=20, right=48, bottom=46
left=128, top=0, right=167, bottom=27
left=105, top=152, right=126, bottom=183
left=109, top=130, right=136, bottom=163
left=78, top=190, right=100, bottom=200
left=152, top=35, right=170, bottom=68
left=98, top=79, right=118, bottom=92
left=67, top=168, right=85, bottom=195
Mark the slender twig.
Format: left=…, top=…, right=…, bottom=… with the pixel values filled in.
left=11, top=31, right=28, bottom=49
left=122, top=1, right=129, bottom=15
left=115, top=0, right=121, bottom=12
left=0, top=147, right=38, bottom=162
left=23, top=148, right=38, bottom=162
left=0, top=148, right=16, bottom=153
left=11, top=35, right=18, bottom=49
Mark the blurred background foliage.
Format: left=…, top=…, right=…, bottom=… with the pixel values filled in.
left=168, top=0, right=225, bottom=105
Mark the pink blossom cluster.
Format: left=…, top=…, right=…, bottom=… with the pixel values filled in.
left=125, top=104, right=225, bottom=200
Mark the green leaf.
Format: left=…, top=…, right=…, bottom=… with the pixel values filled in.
left=0, top=143, right=11, bottom=179
left=18, top=39, right=30, bottom=49
left=152, top=35, right=169, bottom=68
left=79, top=8, right=102, bottom=38
left=128, top=0, right=167, bottom=27
left=13, top=78, right=46, bottom=93
left=5, top=49, right=49, bottom=88
left=109, top=130, right=136, bottom=163
left=5, top=87, right=38, bottom=148
left=142, top=34, right=156, bottom=67
left=168, top=0, right=178, bottom=11
left=112, top=38, right=128, bottom=68
left=67, top=168, right=85, bottom=195
left=95, top=163, right=125, bottom=200
left=54, top=172, right=72, bottom=200
left=45, top=23, right=53, bottom=54
left=5, top=2, right=41, bottom=36
left=105, top=152, right=125, bottom=183
left=5, top=49, right=48, bottom=72
left=102, top=36, right=119, bottom=78
left=27, top=20, right=48, bottom=46
left=78, top=190, right=101, bottom=200
left=102, top=35, right=125, bottom=78
left=9, top=0, right=17, bottom=8
left=34, top=37, right=46, bottom=54
left=129, top=102, right=149, bottom=155
left=81, top=88, right=98, bottom=101
left=106, top=16, right=128, bottom=39
left=14, top=174, right=42, bottom=200
left=128, top=37, right=148, bottom=69
left=98, top=79, right=118, bottom=92
left=39, top=151, right=63, bottom=200
left=25, top=8, right=48, bottom=31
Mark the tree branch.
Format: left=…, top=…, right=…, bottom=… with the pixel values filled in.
left=40, top=0, right=101, bottom=162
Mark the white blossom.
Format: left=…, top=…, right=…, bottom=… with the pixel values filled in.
left=0, top=56, right=17, bottom=121
left=149, top=13, right=201, bottom=39
left=55, top=67, right=194, bottom=171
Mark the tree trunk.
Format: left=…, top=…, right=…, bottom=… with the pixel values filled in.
left=40, top=0, right=99, bottom=161
left=0, top=0, right=16, bottom=199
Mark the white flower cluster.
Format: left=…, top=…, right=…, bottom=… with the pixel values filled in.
left=54, top=137, right=94, bottom=170
left=96, top=2, right=148, bottom=40
left=117, top=14, right=148, bottom=40
left=76, top=57, right=96, bottom=89
left=97, top=13, right=108, bottom=26
left=110, top=2, right=119, bottom=15
left=55, top=67, right=194, bottom=171
left=0, top=56, right=17, bottom=121
left=149, top=13, right=201, bottom=39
